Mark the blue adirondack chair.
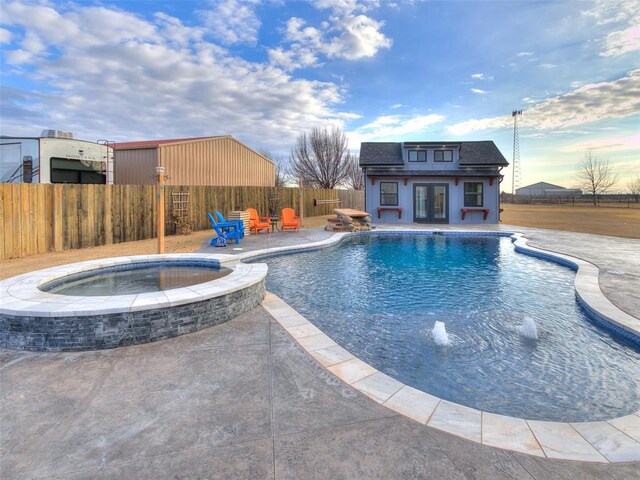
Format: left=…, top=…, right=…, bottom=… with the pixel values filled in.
left=215, top=211, right=244, bottom=239
left=208, top=213, right=240, bottom=245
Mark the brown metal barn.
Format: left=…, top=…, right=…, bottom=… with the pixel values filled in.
left=114, top=136, right=275, bottom=186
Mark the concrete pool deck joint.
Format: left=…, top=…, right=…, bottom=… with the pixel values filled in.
left=258, top=229, right=640, bottom=464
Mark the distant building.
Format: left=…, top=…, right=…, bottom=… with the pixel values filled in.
left=114, top=135, right=274, bottom=186
left=516, top=182, right=582, bottom=196
left=0, top=130, right=114, bottom=184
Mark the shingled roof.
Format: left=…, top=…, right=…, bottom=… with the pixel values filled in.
left=359, top=143, right=403, bottom=166
left=459, top=141, right=508, bottom=166
left=359, top=141, right=508, bottom=167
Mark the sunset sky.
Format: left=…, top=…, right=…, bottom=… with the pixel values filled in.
left=1, top=0, right=638, bottom=191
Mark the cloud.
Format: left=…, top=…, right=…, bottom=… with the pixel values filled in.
left=582, top=0, right=640, bottom=26
left=390, top=103, right=403, bottom=109
left=471, top=73, right=493, bottom=81
left=446, top=70, right=640, bottom=135
left=311, top=0, right=381, bottom=14
left=270, top=1, right=391, bottom=70
left=347, top=113, right=445, bottom=145
left=470, top=88, right=487, bottom=94
left=516, top=51, right=534, bottom=56
left=446, top=116, right=511, bottom=136
left=540, top=63, right=557, bottom=69
left=582, top=0, right=640, bottom=57
left=0, top=27, right=12, bottom=43
left=559, top=133, right=640, bottom=153
left=0, top=1, right=354, bottom=150
left=201, top=0, right=261, bottom=45
left=601, top=24, right=640, bottom=57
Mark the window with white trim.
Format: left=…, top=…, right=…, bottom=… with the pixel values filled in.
left=380, top=182, right=399, bottom=206
left=464, top=182, right=483, bottom=207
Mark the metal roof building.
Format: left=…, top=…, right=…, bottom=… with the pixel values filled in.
left=114, top=135, right=275, bottom=186
left=516, top=182, right=582, bottom=196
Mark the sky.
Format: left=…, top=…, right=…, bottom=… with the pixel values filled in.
left=0, top=0, right=638, bottom=192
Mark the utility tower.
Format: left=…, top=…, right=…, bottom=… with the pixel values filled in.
left=511, top=110, right=522, bottom=196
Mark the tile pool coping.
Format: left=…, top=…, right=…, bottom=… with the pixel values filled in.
left=0, top=253, right=267, bottom=317
left=245, top=229, right=640, bottom=463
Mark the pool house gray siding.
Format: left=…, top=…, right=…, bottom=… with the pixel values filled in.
left=360, top=141, right=508, bottom=224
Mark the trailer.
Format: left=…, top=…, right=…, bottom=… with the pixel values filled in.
left=0, top=130, right=114, bottom=184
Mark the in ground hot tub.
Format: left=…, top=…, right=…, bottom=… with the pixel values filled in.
left=0, top=254, right=267, bottom=351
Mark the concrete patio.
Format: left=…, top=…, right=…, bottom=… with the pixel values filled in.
left=2, top=224, right=639, bottom=479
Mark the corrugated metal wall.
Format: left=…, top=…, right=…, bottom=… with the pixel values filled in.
left=114, top=137, right=275, bottom=186
left=114, top=148, right=158, bottom=184
left=160, top=137, right=275, bottom=186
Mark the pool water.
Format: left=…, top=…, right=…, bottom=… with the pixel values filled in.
left=42, top=263, right=231, bottom=296
left=262, top=234, right=640, bottom=422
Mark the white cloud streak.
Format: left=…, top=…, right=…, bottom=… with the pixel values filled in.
left=559, top=133, right=640, bottom=153
left=0, top=2, right=354, bottom=149
left=0, top=27, right=12, bottom=43
left=201, top=0, right=262, bottom=45
left=446, top=70, right=640, bottom=136
left=269, top=1, right=391, bottom=70
left=347, top=113, right=445, bottom=146
left=471, top=73, right=493, bottom=81
left=601, top=24, right=640, bottom=57
left=583, top=0, right=640, bottom=57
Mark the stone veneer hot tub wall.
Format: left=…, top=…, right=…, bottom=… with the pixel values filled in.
left=0, top=254, right=267, bottom=351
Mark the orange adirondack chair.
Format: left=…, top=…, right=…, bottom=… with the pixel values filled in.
left=246, top=208, right=270, bottom=234
left=281, top=207, right=300, bottom=231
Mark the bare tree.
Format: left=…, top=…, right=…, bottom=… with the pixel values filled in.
left=289, top=126, right=350, bottom=189
left=259, top=149, right=289, bottom=187
left=575, top=152, right=618, bottom=206
left=627, top=175, right=640, bottom=203
left=344, top=154, right=364, bottom=190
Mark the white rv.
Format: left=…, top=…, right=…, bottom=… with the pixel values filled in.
left=0, top=130, right=114, bottom=184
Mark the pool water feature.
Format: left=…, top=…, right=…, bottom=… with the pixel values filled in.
left=262, top=234, right=640, bottom=422
left=41, top=263, right=232, bottom=296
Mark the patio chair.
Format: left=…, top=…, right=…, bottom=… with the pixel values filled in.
left=208, top=212, right=241, bottom=245
left=281, top=207, right=300, bottom=231
left=215, top=210, right=244, bottom=239
left=246, top=208, right=270, bottom=235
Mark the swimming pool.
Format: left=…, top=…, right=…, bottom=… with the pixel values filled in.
left=262, top=234, right=640, bottom=422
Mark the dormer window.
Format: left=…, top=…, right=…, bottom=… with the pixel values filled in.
left=434, top=150, right=453, bottom=162
left=408, top=150, right=426, bottom=162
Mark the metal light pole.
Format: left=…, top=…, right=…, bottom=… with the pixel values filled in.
left=511, top=110, right=522, bottom=197
left=156, top=166, right=165, bottom=254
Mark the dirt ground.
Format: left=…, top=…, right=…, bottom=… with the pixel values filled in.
left=1, top=206, right=638, bottom=280
left=500, top=203, right=639, bottom=239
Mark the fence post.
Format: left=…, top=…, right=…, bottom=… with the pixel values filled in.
left=53, top=184, right=64, bottom=252
left=299, top=180, right=304, bottom=226
left=156, top=167, right=165, bottom=254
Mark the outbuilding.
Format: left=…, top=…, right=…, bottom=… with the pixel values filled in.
left=114, top=135, right=274, bottom=186
left=360, top=140, right=508, bottom=224
left=516, top=182, right=582, bottom=196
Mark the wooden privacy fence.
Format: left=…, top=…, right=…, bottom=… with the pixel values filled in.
left=0, top=184, right=364, bottom=259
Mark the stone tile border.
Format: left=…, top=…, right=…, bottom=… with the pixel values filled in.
left=0, top=253, right=267, bottom=350
left=256, top=229, right=640, bottom=463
